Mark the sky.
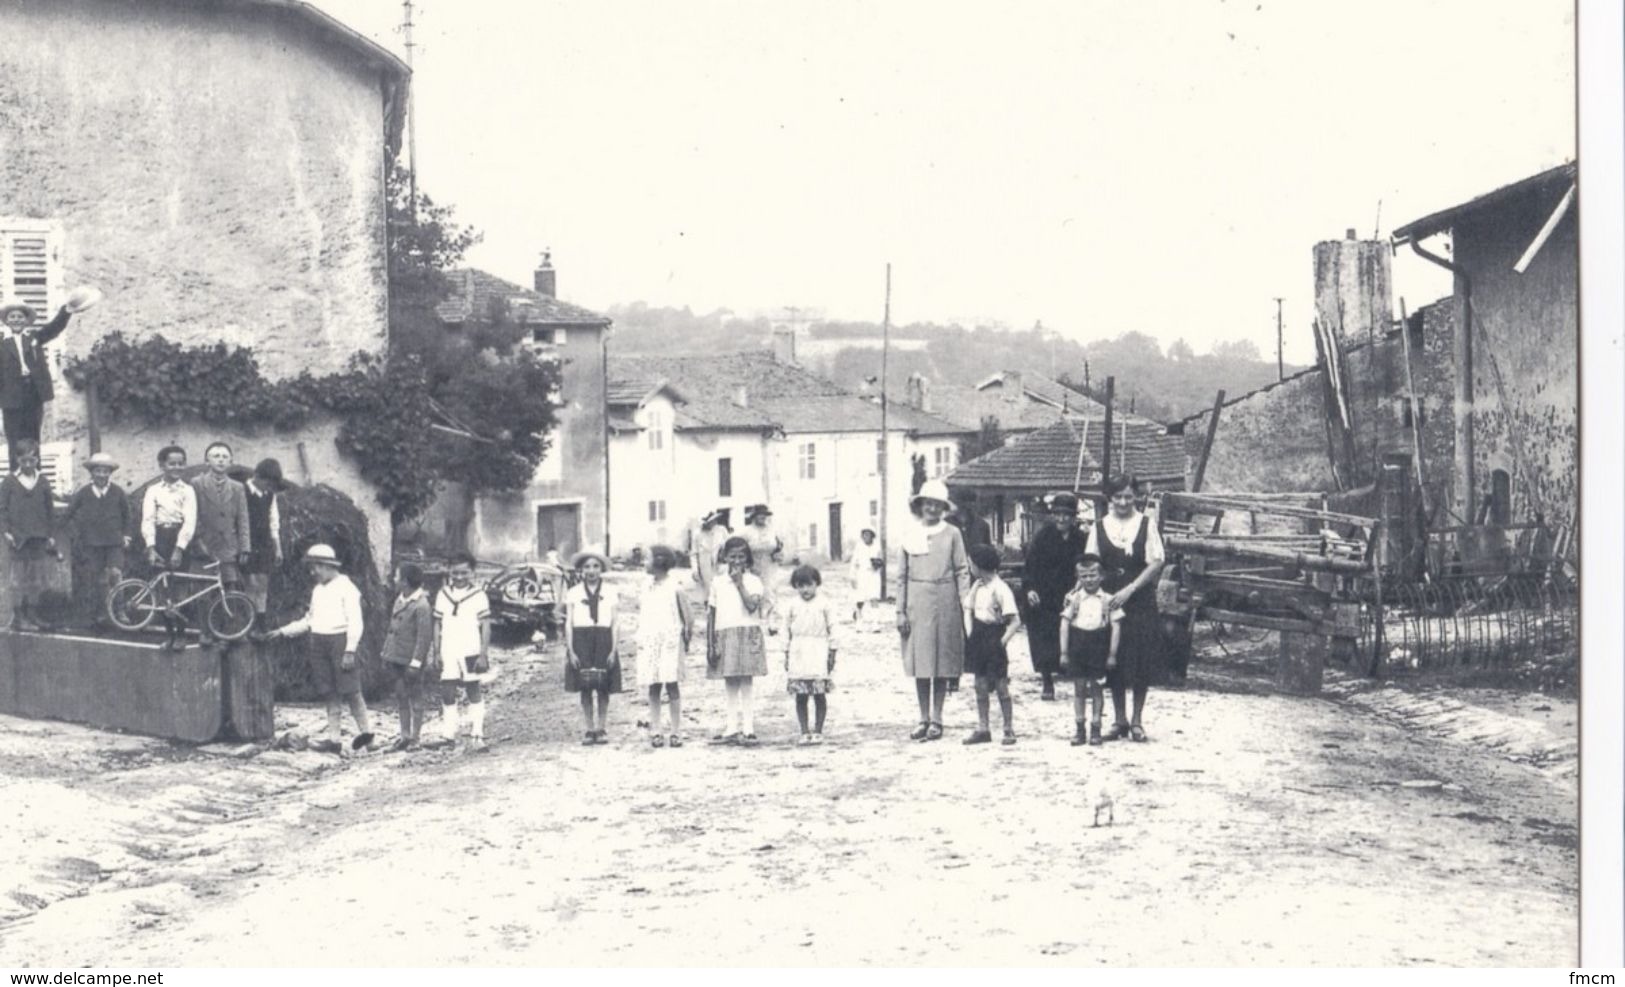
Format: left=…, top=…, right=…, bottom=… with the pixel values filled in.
left=314, top=0, right=1575, bottom=365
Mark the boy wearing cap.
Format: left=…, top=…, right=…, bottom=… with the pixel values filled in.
left=267, top=545, right=374, bottom=754
left=0, top=302, right=73, bottom=463
left=62, top=452, right=131, bottom=628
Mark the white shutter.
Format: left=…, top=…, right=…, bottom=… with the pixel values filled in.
left=0, top=441, right=77, bottom=499
left=0, top=221, right=61, bottom=315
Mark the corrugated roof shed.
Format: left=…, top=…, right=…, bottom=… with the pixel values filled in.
left=436, top=269, right=612, bottom=327
left=946, top=417, right=1186, bottom=491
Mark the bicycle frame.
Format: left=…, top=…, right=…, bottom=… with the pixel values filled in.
left=131, top=565, right=228, bottom=615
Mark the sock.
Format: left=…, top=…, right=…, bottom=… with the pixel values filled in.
left=326, top=707, right=343, bottom=739
left=469, top=701, right=486, bottom=739
left=441, top=702, right=461, bottom=739
left=998, top=696, right=1014, bottom=732
left=725, top=683, right=741, bottom=734
left=739, top=679, right=755, bottom=734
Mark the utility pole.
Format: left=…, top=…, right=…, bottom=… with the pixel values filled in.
left=879, top=264, right=892, bottom=598
left=1273, top=297, right=1284, bottom=381
left=401, top=0, right=419, bottom=210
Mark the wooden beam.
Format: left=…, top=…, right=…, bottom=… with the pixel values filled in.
left=1191, top=389, right=1226, bottom=492
left=1165, top=534, right=1372, bottom=574
left=1513, top=182, right=1576, bottom=274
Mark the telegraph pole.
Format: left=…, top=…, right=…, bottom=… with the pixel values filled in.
left=1273, top=297, right=1284, bottom=381
left=401, top=0, right=419, bottom=209
left=879, top=264, right=892, bottom=597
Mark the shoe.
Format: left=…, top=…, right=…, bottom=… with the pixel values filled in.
left=740, top=734, right=759, bottom=747
left=798, top=733, right=814, bottom=747
left=909, top=723, right=930, bottom=742
left=962, top=730, right=992, bottom=745
left=1130, top=725, right=1148, bottom=743
left=1070, top=726, right=1088, bottom=747
left=582, top=731, right=595, bottom=746
left=592, top=730, right=609, bottom=745
left=1040, top=688, right=1056, bottom=702
left=469, top=736, right=490, bottom=753
left=811, top=733, right=824, bottom=745
left=351, top=732, right=375, bottom=751
left=669, top=733, right=684, bottom=748
left=1112, top=721, right=1131, bottom=740
left=1001, top=731, right=1017, bottom=746
left=389, top=737, right=413, bottom=753
left=1089, top=724, right=1103, bottom=746
left=651, top=733, right=666, bottom=748
left=926, top=722, right=943, bottom=741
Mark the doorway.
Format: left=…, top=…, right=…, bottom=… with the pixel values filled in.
left=537, top=503, right=582, bottom=560
left=828, top=502, right=843, bottom=561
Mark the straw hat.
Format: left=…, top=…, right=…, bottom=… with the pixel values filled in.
left=0, top=303, right=37, bottom=323
left=304, top=544, right=342, bottom=567
left=910, top=479, right=955, bottom=512
left=64, top=285, right=103, bottom=314
left=82, top=452, right=119, bottom=472
left=571, top=545, right=610, bottom=570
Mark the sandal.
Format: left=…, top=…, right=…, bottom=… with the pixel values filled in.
left=909, top=723, right=930, bottom=742
left=669, top=733, right=684, bottom=748
left=926, top=722, right=944, bottom=741
left=962, top=730, right=992, bottom=746
left=1130, top=725, right=1147, bottom=743
left=651, top=733, right=666, bottom=748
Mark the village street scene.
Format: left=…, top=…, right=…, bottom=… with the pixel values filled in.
left=0, top=0, right=1585, bottom=970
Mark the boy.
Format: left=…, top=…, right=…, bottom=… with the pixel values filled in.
left=0, top=302, right=74, bottom=462
left=1059, top=554, right=1122, bottom=746
left=381, top=563, right=433, bottom=751
left=0, top=439, right=60, bottom=631
left=242, top=458, right=285, bottom=634
left=267, top=544, right=373, bottom=754
left=141, top=445, right=196, bottom=649
left=62, top=452, right=131, bottom=628
left=962, top=542, right=1021, bottom=746
left=432, top=552, right=492, bottom=752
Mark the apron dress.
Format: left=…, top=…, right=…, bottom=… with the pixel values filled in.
left=565, top=580, right=622, bottom=693
left=1097, top=514, right=1161, bottom=689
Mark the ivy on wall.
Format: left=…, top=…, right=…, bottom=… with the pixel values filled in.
left=64, top=334, right=440, bottom=522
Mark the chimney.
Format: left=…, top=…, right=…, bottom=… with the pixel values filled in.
left=1313, top=233, right=1393, bottom=347
left=533, top=248, right=556, bottom=298
left=772, top=325, right=797, bottom=365
left=1000, top=370, right=1024, bottom=404
left=733, top=385, right=749, bottom=408
left=906, top=372, right=932, bottom=413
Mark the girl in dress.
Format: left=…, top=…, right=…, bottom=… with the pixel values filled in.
left=1084, top=474, right=1166, bottom=742
left=707, top=535, right=768, bottom=747
left=783, top=565, right=835, bottom=746
left=897, top=479, right=969, bottom=742
left=637, top=544, right=692, bottom=748
left=565, top=547, right=622, bottom=745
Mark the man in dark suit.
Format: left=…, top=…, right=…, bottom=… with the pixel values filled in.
left=0, top=303, right=73, bottom=463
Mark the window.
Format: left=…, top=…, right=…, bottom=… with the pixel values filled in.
left=648, top=500, right=666, bottom=522
left=647, top=408, right=665, bottom=450
left=869, top=499, right=879, bottom=519
left=933, top=446, right=953, bottom=477
left=0, top=440, right=74, bottom=498
left=798, top=442, right=817, bottom=480
left=808, top=523, right=818, bottom=548
left=0, top=221, right=58, bottom=317
left=718, top=457, right=732, bottom=496
left=531, top=327, right=567, bottom=346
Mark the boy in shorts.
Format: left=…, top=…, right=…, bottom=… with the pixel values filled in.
left=1059, top=554, right=1122, bottom=746
left=268, top=544, right=374, bottom=754
left=141, top=445, right=196, bottom=649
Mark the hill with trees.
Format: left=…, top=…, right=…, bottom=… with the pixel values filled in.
left=606, top=305, right=1303, bottom=424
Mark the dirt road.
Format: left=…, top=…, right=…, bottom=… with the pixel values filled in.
left=0, top=570, right=1576, bottom=966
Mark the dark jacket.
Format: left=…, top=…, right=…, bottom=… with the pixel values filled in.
left=63, top=482, right=131, bottom=549
left=0, top=473, right=54, bottom=541
left=0, top=308, right=69, bottom=410
left=381, top=590, right=434, bottom=667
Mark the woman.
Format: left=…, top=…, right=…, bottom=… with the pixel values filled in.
left=691, top=507, right=731, bottom=592
left=742, top=504, right=782, bottom=579
left=897, top=479, right=969, bottom=741
left=1022, top=492, right=1086, bottom=700
left=1085, top=474, right=1166, bottom=742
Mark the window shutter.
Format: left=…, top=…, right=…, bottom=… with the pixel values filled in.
left=0, top=223, right=59, bottom=316
left=0, top=441, right=76, bottom=498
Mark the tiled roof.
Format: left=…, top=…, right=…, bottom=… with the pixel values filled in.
left=1393, top=162, right=1576, bottom=242
left=974, top=370, right=1160, bottom=425
left=436, top=269, right=612, bottom=327
left=920, top=383, right=1075, bottom=433
left=606, top=376, right=668, bottom=407
left=946, top=417, right=1187, bottom=491
left=755, top=395, right=971, bottom=436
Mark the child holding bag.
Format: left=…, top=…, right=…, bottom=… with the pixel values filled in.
left=565, top=546, right=621, bottom=745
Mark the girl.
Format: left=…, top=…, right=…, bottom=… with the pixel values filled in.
left=962, top=543, right=1020, bottom=746
left=1085, top=473, right=1166, bottom=742
left=637, top=544, right=691, bottom=748
left=433, top=552, right=493, bottom=752
left=1059, top=555, right=1122, bottom=746
left=0, top=439, right=58, bottom=631
left=783, top=564, right=835, bottom=746
left=707, top=535, right=768, bottom=747
left=565, top=547, right=621, bottom=745
left=897, top=479, right=969, bottom=741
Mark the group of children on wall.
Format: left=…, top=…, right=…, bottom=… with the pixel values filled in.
left=0, top=439, right=287, bottom=643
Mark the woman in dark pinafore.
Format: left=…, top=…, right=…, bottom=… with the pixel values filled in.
left=1085, top=473, right=1166, bottom=742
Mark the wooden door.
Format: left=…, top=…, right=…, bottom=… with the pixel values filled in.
left=828, top=502, right=843, bottom=561
left=537, top=504, right=582, bottom=559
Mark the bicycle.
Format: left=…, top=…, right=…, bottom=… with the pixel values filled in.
left=106, top=558, right=257, bottom=641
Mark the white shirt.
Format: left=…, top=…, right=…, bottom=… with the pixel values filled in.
left=435, top=584, right=491, bottom=660
left=967, top=576, right=1019, bottom=625
left=282, top=574, right=364, bottom=652
left=564, top=580, right=618, bottom=630
left=1086, top=510, right=1165, bottom=567
left=142, top=479, right=197, bottom=550
left=1064, top=587, right=1125, bottom=631
left=708, top=570, right=765, bottom=631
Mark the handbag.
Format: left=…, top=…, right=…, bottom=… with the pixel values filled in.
left=577, top=666, right=610, bottom=690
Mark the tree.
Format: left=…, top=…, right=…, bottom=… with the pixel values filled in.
left=958, top=415, right=1005, bottom=464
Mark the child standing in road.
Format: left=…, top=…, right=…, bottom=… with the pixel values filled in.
left=783, top=564, right=835, bottom=745
left=637, top=544, right=691, bottom=748
left=0, top=439, right=59, bottom=631
left=434, top=552, right=494, bottom=752
left=1060, top=555, right=1121, bottom=747
left=381, top=563, right=434, bottom=751
left=565, top=547, right=621, bottom=745
left=962, top=543, right=1021, bottom=746
left=707, top=535, right=768, bottom=747
left=267, top=544, right=373, bottom=755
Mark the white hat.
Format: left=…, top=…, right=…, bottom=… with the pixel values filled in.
left=64, top=285, right=103, bottom=314
left=304, top=544, right=342, bottom=567
left=82, top=452, right=120, bottom=472
left=571, top=545, right=611, bottom=570
left=910, top=479, right=955, bottom=512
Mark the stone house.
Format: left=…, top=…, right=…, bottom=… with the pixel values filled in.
left=920, top=369, right=1114, bottom=442
left=607, top=352, right=971, bottom=562
left=0, top=0, right=409, bottom=571
left=419, top=260, right=612, bottom=563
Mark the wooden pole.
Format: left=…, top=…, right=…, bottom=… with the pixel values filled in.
left=86, top=379, right=101, bottom=455
left=878, top=263, right=891, bottom=598
left=1274, top=297, right=1284, bottom=381
left=1395, top=299, right=1430, bottom=518
left=1191, top=389, right=1226, bottom=493
left=1100, top=376, right=1115, bottom=510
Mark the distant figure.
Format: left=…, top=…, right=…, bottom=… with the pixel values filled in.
left=742, top=503, right=782, bottom=578
left=0, top=439, right=59, bottom=631
left=951, top=489, right=993, bottom=550
left=691, top=507, right=731, bottom=592
left=848, top=527, right=884, bottom=618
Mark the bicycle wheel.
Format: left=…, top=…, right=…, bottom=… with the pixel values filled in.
left=107, top=579, right=158, bottom=631
left=207, top=591, right=258, bottom=641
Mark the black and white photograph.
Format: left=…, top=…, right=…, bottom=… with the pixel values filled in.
left=0, top=0, right=1614, bottom=971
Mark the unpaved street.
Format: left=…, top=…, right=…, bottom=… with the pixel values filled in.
left=0, top=569, right=1576, bottom=966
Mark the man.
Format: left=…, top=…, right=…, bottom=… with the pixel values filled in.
left=0, top=302, right=73, bottom=463
left=952, top=489, right=994, bottom=550
left=1022, top=491, right=1086, bottom=701
left=267, top=544, right=373, bottom=754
